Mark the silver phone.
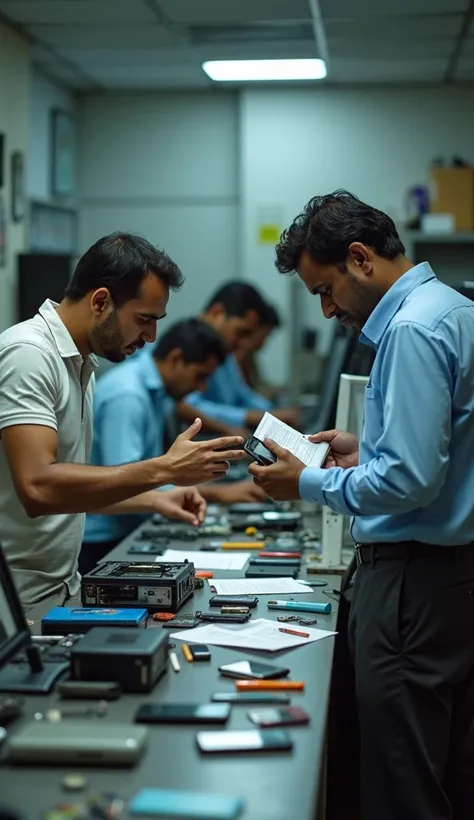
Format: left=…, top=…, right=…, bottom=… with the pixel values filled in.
left=7, top=720, right=148, bottom=766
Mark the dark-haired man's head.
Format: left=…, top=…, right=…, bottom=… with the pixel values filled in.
left=201, top=281, right=269, bottom=353
left=239, top=302, right=281, bottom=355
left=64, top=233, right=183, bottom=363
left=275, top=191, right=411, bottom=333
left=153, top=318, right=226, bottom=400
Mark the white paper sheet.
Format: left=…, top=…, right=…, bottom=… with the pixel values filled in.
left=158, top=550, right=251, bottom=571
left=170, top=618, right=337, bottom=652
left=207, top=577, right=313, bottom=596
left=254, top=412, right=329, bottom=467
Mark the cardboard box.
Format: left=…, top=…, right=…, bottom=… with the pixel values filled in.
left=430, top=168, right=474, bottom=230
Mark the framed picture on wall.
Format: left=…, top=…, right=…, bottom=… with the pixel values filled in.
left=51, top=109, right=76, bottom=197
left=11, top=151, right=25, bottom=222
left=0, top=196, right=6, bottom=268
left=0, top=134, right=4, bottom=189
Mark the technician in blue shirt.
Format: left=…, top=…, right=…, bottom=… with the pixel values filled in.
left=183, top=282, right=298, bottom=431
left=81, top=318, right=267, bottom=574
left=249, top=190, right=474, bottom=820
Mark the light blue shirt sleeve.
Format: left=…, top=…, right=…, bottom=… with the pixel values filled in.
left=227, top=355, right=272, bottom=412
left=299, top=322, right=452, bottom=515
left=186, top=391, right=247, bottom=428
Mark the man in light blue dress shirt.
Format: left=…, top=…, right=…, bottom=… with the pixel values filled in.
left=184, top=281, right=298, bottom=431
left=249, top=191, right=474, bottom=820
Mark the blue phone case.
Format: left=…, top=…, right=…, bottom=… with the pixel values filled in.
left=129, top=789, right=244, bottom=819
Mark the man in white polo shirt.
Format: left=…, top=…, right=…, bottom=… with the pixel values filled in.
left=0, top=233, right=244, bottom=613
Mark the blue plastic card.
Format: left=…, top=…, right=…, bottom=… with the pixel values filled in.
left=129, top=788, right=244, bottom=819
left=42, top=606, right=148, bottom=628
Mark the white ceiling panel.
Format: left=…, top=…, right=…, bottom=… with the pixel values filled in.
left=324, top=15, right=463, bottom=38
left=28, top=24, right=180, bottom=48
left=161, top=0, right=310, bottom=25
left=86, top=63, right=209, bottom=89
left=329, top=38, right=454, bottom=60
left=0, top=1, right=156, bottom=25
left=329, top=56, right=446, bottom=83
left=321, top=0, right=468, bottom=15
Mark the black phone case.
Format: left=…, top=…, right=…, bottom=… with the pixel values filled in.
left=197, top=612, right=250, bottom=624
left=209, top=595, right=258, bottom=608
left=245, top=566, right=298, bottom=579
left=135, top=703, right=230, bottom=725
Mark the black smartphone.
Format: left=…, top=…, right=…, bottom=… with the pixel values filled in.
left=247, top=706, right=310, bottom=727
left=128, top=543, right=165, bottom=555
left=135, top=703, right=230, bottom=725
left=197, top=612, right=250, bottom=624
left=219, top=660, right=290, bottom=680
left=161, top=618, right=201, bottom=629
left=211, top=693, right=291, bottom=705
left=245, top=565, right=298, bottom=579
left=249, top=557, right=301, bottom=567
left=243, top=436, right=277, bottom=467
left=209, top=595, right=258, bottom=609
left=189, top=644, right=211, bottom=662
left=196, top=729, right=293, bottom=754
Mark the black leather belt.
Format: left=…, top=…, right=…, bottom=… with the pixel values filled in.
left=355, top=541, right=474, bottom=567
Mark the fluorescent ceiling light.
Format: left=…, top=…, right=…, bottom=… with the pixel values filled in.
left=202, top=59, right=327, bottom=82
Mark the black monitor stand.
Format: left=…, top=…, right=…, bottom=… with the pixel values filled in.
left=0, top=642, right=68, bottom=694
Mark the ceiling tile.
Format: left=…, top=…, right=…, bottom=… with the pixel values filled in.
left=328, top=56, right=446, bottom=83
left=160, top=0, right=310, bottom=25
left=329, top=38, right=454, bottom=59
left=321, top=0, right=468, bottom=16
left=84, top=63, right=208, bottom=89
left=324, top=15, right=463, bottom=38
left=27, top=23, right=180, bottom=48
left=0, top=1, right=156, bottom=25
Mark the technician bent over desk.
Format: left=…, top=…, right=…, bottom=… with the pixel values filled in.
left=0, top=515, right=340, bottom=820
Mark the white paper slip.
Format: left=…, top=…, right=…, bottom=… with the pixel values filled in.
left=207, top=577, right=313, bottom=596
left=254, top=412, right=329, bottom=467
left=157, top=549, right=250, bottom=572
left=171, top=618, right=337, bottom=652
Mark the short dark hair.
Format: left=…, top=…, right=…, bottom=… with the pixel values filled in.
left=262, top=303, right=281, bottom=328
left=205, top=281, right=268, bottom=322
left=154, top=318, right=226, bottom=365
left=275, top=190, right=406, bottom=274
left=65, top=232, right=184, bottom=304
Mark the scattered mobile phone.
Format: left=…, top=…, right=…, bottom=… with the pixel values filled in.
left=262, top=512, right=301, bottom=523
left=128, top=543, right=166, bottom=555
left=219, top=660, right=289, bottom=680
left=161, top=618, right=201, bottom=629
left=57, top=681, right=122, bottom=700
left=209, top=595, right=258, bottom=608
left=245, top=565, right=298, bottom=579
left=259, top=551, right=302, bottom=559
left=197, top=612, right=250, bottom=624
left=196, top=729, right=293, bottom=754
left=189, top=644, right=211, bottom=662
left=211, top=693, right=291, bottom=705
left=249, top=557, right=300, bottom=567
left=247, top=706, right=310, bottom=727
left=243, top=436, right=277, bottom=467
left=135, top=703, right=230, bottom=725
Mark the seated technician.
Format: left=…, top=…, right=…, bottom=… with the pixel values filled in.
left=235, top=302, right=282, bottom=401
left=183, top=282, right=297, bottom=430
left=81, top=318, right=267, bottom=574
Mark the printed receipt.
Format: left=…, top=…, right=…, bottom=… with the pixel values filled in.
left=254, top=412, right=329, bottom=467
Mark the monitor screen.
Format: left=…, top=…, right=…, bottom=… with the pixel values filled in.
left=335, top=374, right=369, bottom=437
left=0, top=545, right=30, bottom=668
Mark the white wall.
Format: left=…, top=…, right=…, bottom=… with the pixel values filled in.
left=240, top=86, right=474, bottom=377
left=0, top=21, right=29, bottom=330
left=78, top=93, right=240, bottom=331
left=28, top=71, right=76, bottom=201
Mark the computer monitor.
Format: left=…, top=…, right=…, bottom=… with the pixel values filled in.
left=335, top=374, right=369, bottom=437
left=304, top=326, right=357, bottom=434
left=0, top=544, right=30, bottom=669
left=320, top=374, right=369, bottom=569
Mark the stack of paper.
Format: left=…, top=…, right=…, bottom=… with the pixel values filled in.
left=170, top=618, right=337, bottom=652
left=207, top=577, right=313, bottom=596
left=158, top=549, right=250, bottom=572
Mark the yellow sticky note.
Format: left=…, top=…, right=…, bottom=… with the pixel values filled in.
left=258, top=223, right=281, bottom=245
